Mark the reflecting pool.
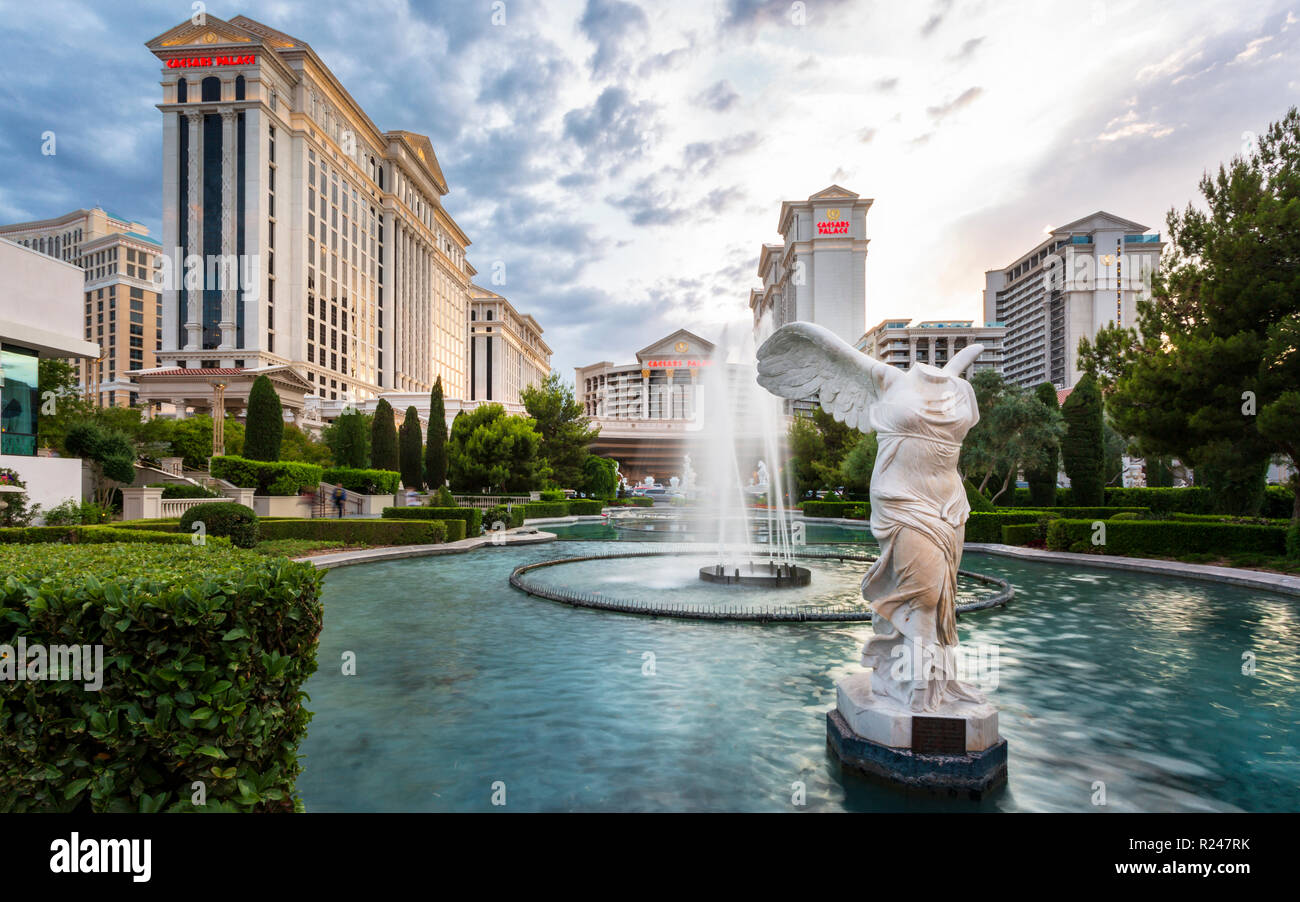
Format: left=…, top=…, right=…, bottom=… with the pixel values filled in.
left=297, top=527, right=1300, bottom=812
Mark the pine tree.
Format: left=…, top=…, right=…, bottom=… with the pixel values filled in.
left=243, top=375, right=283, bottom=461
left=1026, top=382, right=1060, bottom=506
left=399, top=406, right=424, bottom=490
left=370, top=399, right=399, bottom=471
left=425, top=376, right=448, bottom=488
left=1061, top=374, right=1105, bottom=506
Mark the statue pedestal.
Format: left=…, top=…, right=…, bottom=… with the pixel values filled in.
left=827, top=672, right=1007, bottom=799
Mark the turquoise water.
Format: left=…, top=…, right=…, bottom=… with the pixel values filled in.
left=296, top=527, right=1300, bottom=812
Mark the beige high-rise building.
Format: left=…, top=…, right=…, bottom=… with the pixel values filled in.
left=468, top=286, right=551, bottom=406
left=144, top=14, right=475, bottom=406
left=0, top=207, right=164, bottom=407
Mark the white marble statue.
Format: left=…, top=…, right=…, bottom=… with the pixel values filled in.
left=757, top=321, right=987, bottom=714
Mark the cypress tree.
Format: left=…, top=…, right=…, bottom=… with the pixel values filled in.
left=399, top=406, right=424, bottom=490
left=425, top=376, right=448, bottom=488
left=243, top=375, right=283, bottom=461
left=1061, top=374, right=1105, bottom=506
left=370, top=399, right=399, bottom=471
left=1026, top=382, right=1060, bottom=506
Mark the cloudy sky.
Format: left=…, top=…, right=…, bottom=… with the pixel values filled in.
left=0, top=0, right=1297, bottom=377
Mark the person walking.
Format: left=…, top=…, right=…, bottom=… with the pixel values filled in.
left=332, top=485, right=346, bottom=519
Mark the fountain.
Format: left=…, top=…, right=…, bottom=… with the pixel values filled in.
left=692, top=324, right=810, bottom=589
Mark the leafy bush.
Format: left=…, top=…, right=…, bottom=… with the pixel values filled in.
left=522, top=501, right=569, bottom=519
left=321, top=467, right=401, bottom=495
left=381, top=506, right=479, bottom=537
left=431, top=485, right=456, bottom=507
left=42, top=499, right=112, bottom=525
left=0, top=543, right=322, bottom=812
left=0, top=526, right=224, bottom=546
left=567, top=499, right=604, bottom=515
left=258, top=518, right=447, bottom=545
left=539, top=489, right=566, bottom=503
left=1018, top=506, right=1148, bottom=519
left=964, top=479, right=995, bottom=512
left=178, top=502, right=260, bottom=549
left=210, top=456, right=323, bottom=496
left=1045, top=518, right=1288, bottom=557
left=483, top=504, right=525, bottom=531
left=1287, top=519, right=1299, bottom=559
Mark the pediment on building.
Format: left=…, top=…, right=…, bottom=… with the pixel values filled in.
left=636, top=329, right=716, bottom=362
left=147, top=16, right=257, bottom=51
left=809, top=184, right=860, bottom=200
left=387, top=130, right=449, bottom=195
left=1053, top=210, right=1150, bottom=235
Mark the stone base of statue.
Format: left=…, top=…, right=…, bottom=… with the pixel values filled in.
left=827, top=671, right=1007, bottom=799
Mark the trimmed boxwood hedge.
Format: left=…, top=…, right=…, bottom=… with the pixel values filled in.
left=179, top=502, right=259, bottom=549
left=801, top=501, right=870, bottom=519
left=1000, top=523, right=1044, bottom=546
left=210, top=455, right=323, bottom=496
left=607, top=497, right=654, bottom=507
left=259, top=518, right=449, bottom=545
left=1045, top=518, right=1288, bottom=557
left=483, top=504, right=526, bottom=530
left=0, top=543, right=323, bottom=812
left=380, top=506, right=479, bottom=537
left=321, top=467, right=401, bottom=495
left=0, top=525, right=227, bottom=546
left=566, top=499, right=605, bottom=515
left=1003, top=485, right=1294, bottom=517
left=149, top=483, right=220, bottom=499
left=1016, top=506, right=1148, bottom=519
left=964, top=512, right=1046, bottom=542
left=522, top=501, right=569, bottom=519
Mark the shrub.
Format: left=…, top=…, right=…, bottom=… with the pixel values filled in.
left=483, top=505, right=525, bottom=530
left=431, top=485, right=456, bottom=507
left=381, top=506, right=480, bottom=537
left=178, top=502, right=260, bottom=549
left=1061, top=374, right=1105, bottom=506
left=258, top=518, right=447, bottom=545
left=0, top=526, right=225, bottom=546
left=0, top=543, right=322, bottom=812
left=567, top=499, right=605, bottom=515
left=1000, top=523, right=1042, bottom=546
left=1287, top=519, right=1299, bottom=559
left=211, top=455, right=322, bottom=496
left=522, top=501, right=569, bottom=519
left=964, top=478, right=995, bottom=512
left=802, top=501, right=852, bottom=518
left=243, top=374, right=284, bottom=461
left=1031, top=506, right=1148, bottom=519
left=539, top=489, right=566, bottom=503
left=150, top=482, right=220, bottom=500
left=1045, top=518, right=1288, bottom=557
left=965, top=512, right=1050, bottom=542
left=42, top=499, right=112, bottom=525
left=321, top=467, right=401, bottom=495
left=0, top=468, right=35, bottom=527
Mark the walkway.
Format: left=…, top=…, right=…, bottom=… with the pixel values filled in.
left=298, top=529, right=557, bottom=570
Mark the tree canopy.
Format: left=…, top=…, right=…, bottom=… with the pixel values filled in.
left=447, top=403, right=549, bottom=493
left=370, top=399, right=399, bottom=471
left=960, top=370, right=1065, bottom=505
left=521, top=375, right=598, bottom=489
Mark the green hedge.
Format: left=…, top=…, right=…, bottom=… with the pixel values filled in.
left=109, top=519, right=183, bottom=533
left=1004, top=485, right=1294, bottom=517
left=380, top=506, right=479, bottom=537
left=211, top=456, right=323, bottom=496
left=0, top=526, right=227, bottom=546
left=1045, top=518, right=1288, bottom=557
left=1001, top=523, right=1044, bottom=546
left=259, top=518, right=448, bottom=545
left=148, top=483, right=220, bottom=500
left=1016, top=506, right=1148, bottom=519
left=0, top=543, right=323, bottom=812
left=179, top=502, right=259, bottom=549
left=607, top=497, right=654, bottom=507
left=483, top=504, right=526, bottom=530
left=522, top=501, right=569, bottom=519
left=802, top=501, right=851, bottom=518
left=965, top=512, right=1046, bottom=542
left=566, top=499, right=605, bottom=515
left=321, top=467, right=401, bottom=495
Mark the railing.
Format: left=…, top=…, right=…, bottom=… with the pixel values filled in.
left=160, top=497, right=215, bottom=518
left=317, top=482, right=366, bottom=518
left=451, top=493, right=538, bottom=510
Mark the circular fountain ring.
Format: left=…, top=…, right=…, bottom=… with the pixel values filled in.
left=509, top=547, right=1013, bottom=622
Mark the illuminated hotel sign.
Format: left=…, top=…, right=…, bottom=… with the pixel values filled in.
left=645, top=359, right=711, bottom=368
left=166, top=55, right=256, bottom=69
left=817, top=208, right=849, bottom=235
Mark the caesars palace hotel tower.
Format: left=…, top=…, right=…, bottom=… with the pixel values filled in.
left=146, top=14, right=474, bottom=403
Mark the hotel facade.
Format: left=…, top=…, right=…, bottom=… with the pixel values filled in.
left=983, top=211, right=1162, bottom=389
left=749, top=185, right=871, bottom=344
left=857, top=318, right=1005, bottom=375
left=144, top=14, right=475, bottom=408
left=0, top=207, right=164, bottom=407
left=468, top=286, right=552, bottom=407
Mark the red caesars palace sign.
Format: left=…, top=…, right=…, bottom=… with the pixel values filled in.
left=645, top=359, right=711, bottom=368
left=817, top=208, right=850, bottom=235
left=167, top=55, right=256, bottom=68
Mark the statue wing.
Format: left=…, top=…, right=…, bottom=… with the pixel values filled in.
left=755, top=321, right=899, bottom=433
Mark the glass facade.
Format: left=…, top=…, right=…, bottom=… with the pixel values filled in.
left=0, top=344, right=39, bottom=456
